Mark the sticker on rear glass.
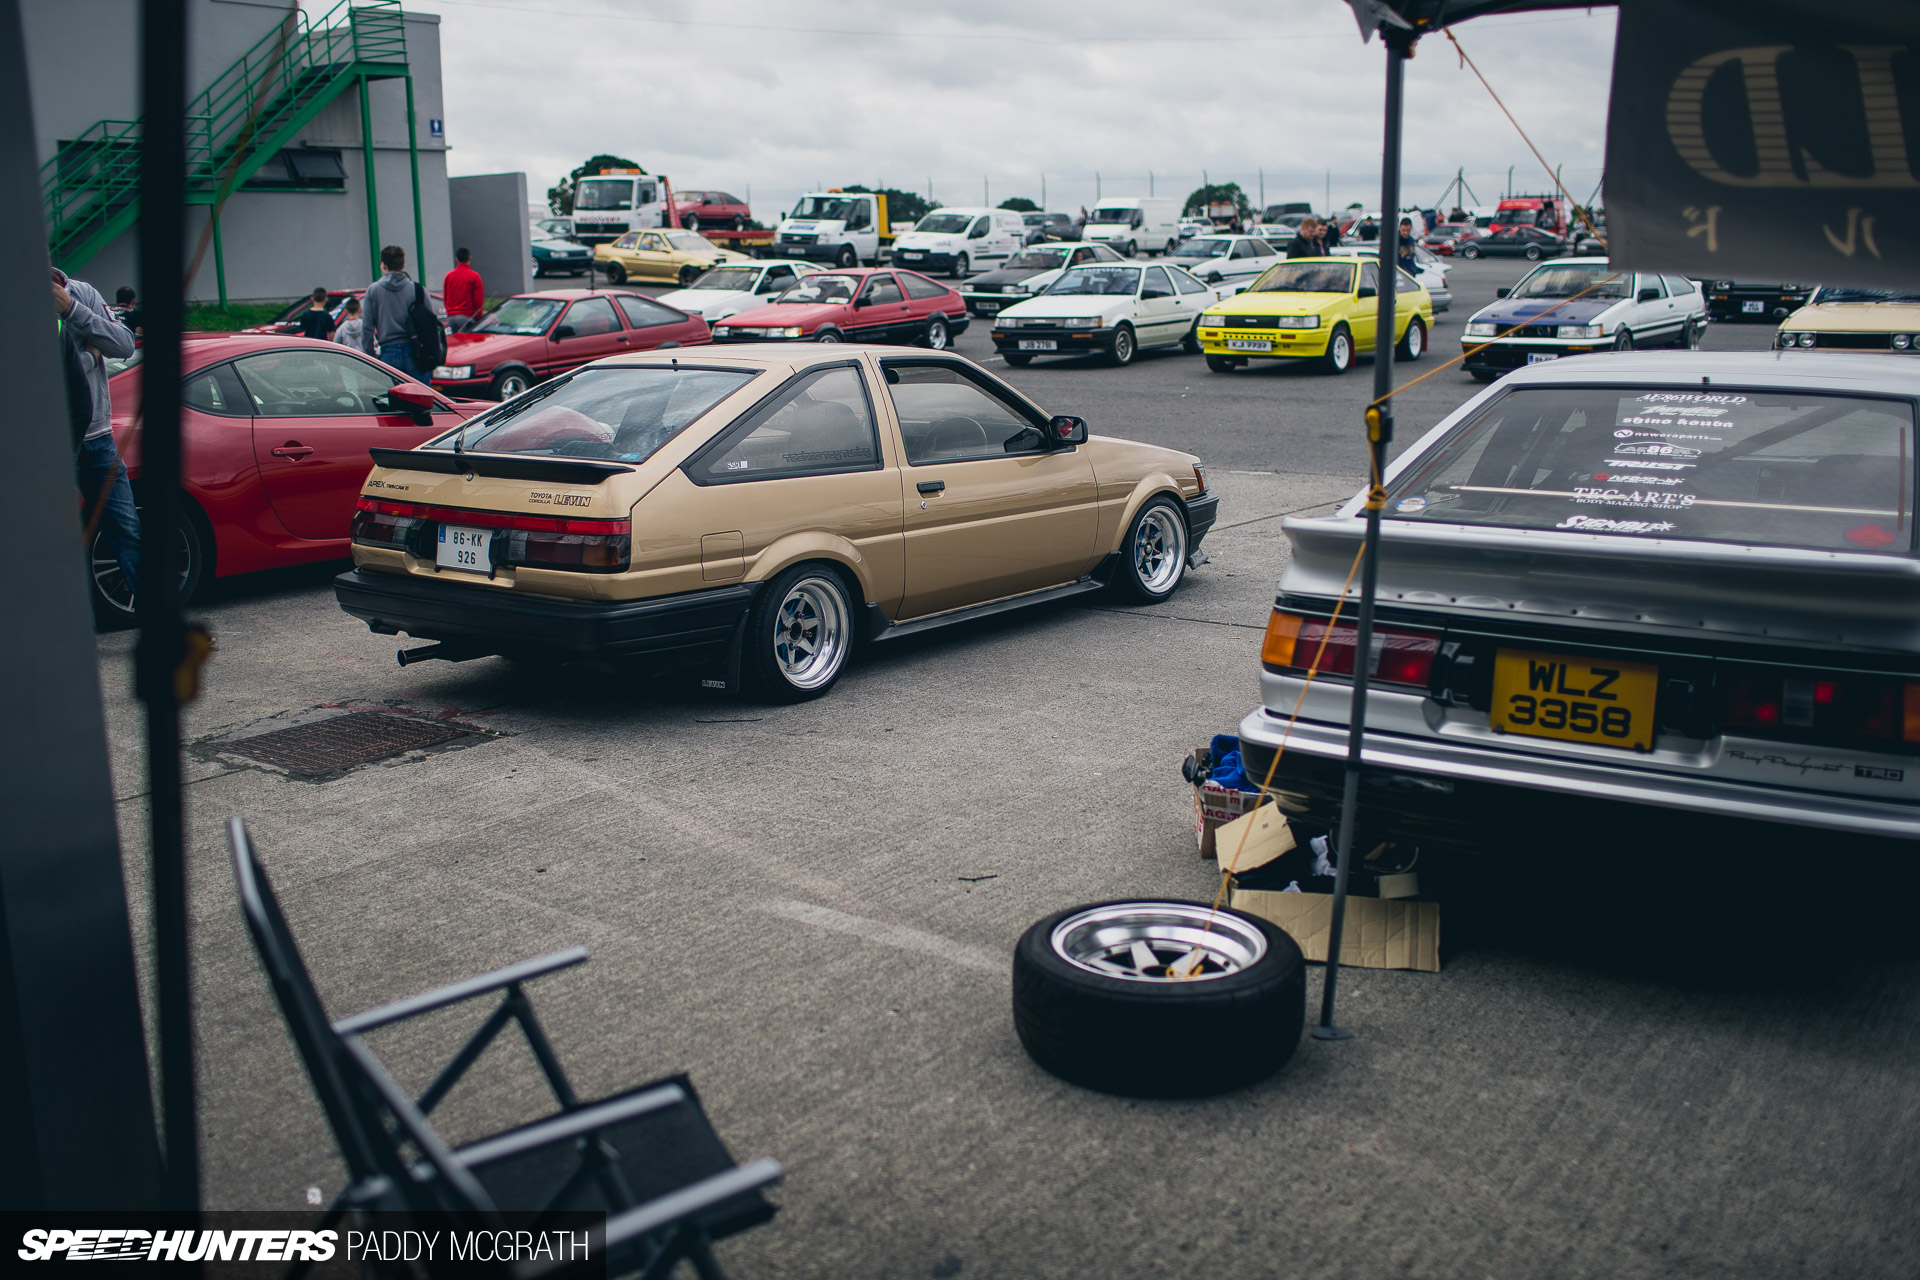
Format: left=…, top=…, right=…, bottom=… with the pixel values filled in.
left=1555, top=515, right=1677, bottom=534
left=1395, top=496, right=1428, bottom=513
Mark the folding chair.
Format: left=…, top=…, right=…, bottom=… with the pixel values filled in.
left=229, top=817, right=781, bottom=1279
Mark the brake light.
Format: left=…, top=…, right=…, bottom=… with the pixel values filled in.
left=353, top=497, right=631, bottom=574
left=1259, top=609, right=1439, bottom=688
left=1718, top=667, right=1918, bottom=750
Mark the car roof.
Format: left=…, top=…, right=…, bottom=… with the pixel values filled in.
left=167, top=332, right=378, bottom=360
left=507, top=288, right=650, bottom=301
left=1499, top=349, right=1920, bottom=395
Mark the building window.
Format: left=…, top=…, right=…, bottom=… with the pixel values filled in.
left=244, top=148, right=346, bottom=191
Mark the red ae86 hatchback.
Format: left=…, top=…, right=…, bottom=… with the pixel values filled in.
left=711, top=269, right=969, bottom=350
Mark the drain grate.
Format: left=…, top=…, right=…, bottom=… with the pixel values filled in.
left=222, top=710, right=475, bottom=778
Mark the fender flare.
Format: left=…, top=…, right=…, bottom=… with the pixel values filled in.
left=1106, top=474, right=1196, bottom=557
left=747, top=532, right=877, bottom=606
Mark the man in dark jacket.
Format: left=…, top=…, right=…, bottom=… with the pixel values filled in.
left=56, top=268, right=140, bottom=603
left=1286, top=217, right=1328, bottom=259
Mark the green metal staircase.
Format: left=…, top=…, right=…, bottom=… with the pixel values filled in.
left=43, top=0, right=412, bottom=281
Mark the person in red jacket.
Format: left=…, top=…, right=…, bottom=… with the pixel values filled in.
left=442, top=247, right=484, bottom=331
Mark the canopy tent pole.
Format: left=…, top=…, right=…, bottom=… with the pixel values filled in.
left=1314, top=23, right=1412, bottom=1041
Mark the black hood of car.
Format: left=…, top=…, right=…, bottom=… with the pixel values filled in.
left=966, top=264, right=1059, bottom=287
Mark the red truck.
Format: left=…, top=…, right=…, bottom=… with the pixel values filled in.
left=1488, top=194, right=1570, bottom=237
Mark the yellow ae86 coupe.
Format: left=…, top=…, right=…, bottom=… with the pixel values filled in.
left=594, top=228, right=753, bottom=287
left=335, top=347, right=1218, bottom=699
left=1197, top=256, right=1432, bottom=375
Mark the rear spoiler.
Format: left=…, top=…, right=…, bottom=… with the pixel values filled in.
left=367, top=448, right=634, bottom=486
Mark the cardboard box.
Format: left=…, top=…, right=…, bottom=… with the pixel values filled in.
left=1213, top=805, right=1441, bottom=973
left=1231, top=888, right=1441, bottom=973
left=1188, top=747, right=1277, bottom=859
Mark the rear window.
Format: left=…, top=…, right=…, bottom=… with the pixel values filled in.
left=446, top=366, right=755, bottom=462
left=1386, top=385, right=1915, bottom=553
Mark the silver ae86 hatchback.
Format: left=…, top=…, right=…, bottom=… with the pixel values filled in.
left=1240, top=352, right=1920, bottom=847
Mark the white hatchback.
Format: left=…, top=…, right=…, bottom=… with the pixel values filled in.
left=990, top=261, right=1231, bottom=366
left=655, top=260, right=822, bottom=322
left=1164, top=235, right=1281, bottom=289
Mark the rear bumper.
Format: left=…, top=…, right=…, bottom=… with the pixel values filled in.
left=1235, top=706, right=1920, bottom=842
left=334, top=568, right=758, bottom=660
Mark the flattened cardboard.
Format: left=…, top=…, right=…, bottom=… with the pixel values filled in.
left=1375, top=872, right=1419, bottom=900
left=1232, top=888, right=1441, bottom=973
left=1214, top=804, right=1297, bottom=875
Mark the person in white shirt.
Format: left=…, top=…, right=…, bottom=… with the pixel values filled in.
left=332, top=296, right=364, bottom=350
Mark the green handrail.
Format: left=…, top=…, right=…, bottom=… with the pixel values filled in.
left=42, top=0, right=408, bottom=271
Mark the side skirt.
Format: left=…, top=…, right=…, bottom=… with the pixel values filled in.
left=864, top=572, right=1114, bottom=645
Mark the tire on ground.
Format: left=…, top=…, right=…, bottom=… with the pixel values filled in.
left=1012, top=901, right=1305, bottom=1098
left=744, top=562, right=856, bottom=702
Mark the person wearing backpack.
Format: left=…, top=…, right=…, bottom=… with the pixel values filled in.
left=357, top=244, right=445, bottom=377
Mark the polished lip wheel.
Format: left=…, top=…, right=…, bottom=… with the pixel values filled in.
left=772, top=575, right=847, bottom=689
left=1132, top=505, right=1186, bottom=594
left=91, top=518, right=189, bottom=615
left=1050, top=902, right=1266, bottom=982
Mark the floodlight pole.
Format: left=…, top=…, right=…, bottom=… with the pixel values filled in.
left=1315, top=22, right=1411, bottom=1042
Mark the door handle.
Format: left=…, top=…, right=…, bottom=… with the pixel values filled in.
left=270, top=443, right=314, bottom=459
left=917, top=480, right=945, bottom=494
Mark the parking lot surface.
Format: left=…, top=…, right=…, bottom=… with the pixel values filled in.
left=97, top=259, right=1920, bottom=1278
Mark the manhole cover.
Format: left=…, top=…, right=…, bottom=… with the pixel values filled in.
left=222, top=711, right=475, bottom=778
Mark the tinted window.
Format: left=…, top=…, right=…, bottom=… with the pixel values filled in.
left=968, top=217, right=990, bottom=238
left=691, top=366, right=880, bottom=482
left=182, top=364, right=246, bottom=416
left=448, top=366, right=754, bottom=461
left=901, top=272, right=950, bottom=300
left=1386, top=385, right=1916, bottom=553
left=884, top=363, right=1039, bottom=464
left=617, top=295, right=684, bottom=327
left=864, top=275, right=904, bottom=305
left=1173, top=269, right=1208, bottom=295
left=1359, top=263, right=1380, bottom=293
left=1638, top=275, right=1669, bottom=299
left=1143, top=266, right=1174, bottom=295
left=563, top=297, right=620, bottom=336
left=232, top=349, right=397, bottom=416
left=1230, top=241, right=1260, bottom=259
left=1663, top=276, right=1697, bottom=298
left=1397, top=267, right=1420, bottom=293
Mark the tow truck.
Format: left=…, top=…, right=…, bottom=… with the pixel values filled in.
left=569, top=169, right=773, bottom=254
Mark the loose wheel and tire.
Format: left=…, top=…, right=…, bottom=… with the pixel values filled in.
left=1460, top=243, right=1480, bottom=260
left=1205, top=354, right=1237, bottom=373
left=1012, top=901, right=1305, bottom=1098
left=1106, top=323, right=1136, bottom=366
left=814, top=328, right=843, bottom=344
left=1613, top=327, right=1634, bottom=352
left=1524, top=244, right=1543, bottom=260
left=1397, top=315, right=1426, bottom=361
left=604, top=261, right=627, bottom=284
left=490, top=368, right=533, bottom=400
left=1181, top=319, right=1203, bottom=354
left=950, top=253, right=970, bottom=280
left=923, top=316, right=950, bottom=350
left=89, top=499, right=204, bottom=629
left=836, top=244, right=858, bottom=268
left=1003, top=353, right=1032, bottom=367
left=1319, top=322, right=1354, bottom=374
left=1116, top=496, right=1189, bottom=602
left=746, top=564, right=854, bottom=701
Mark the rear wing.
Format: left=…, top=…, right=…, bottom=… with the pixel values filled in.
left=368, top=447, right=633, bottom=485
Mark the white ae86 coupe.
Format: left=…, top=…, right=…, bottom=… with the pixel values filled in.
left=989, top=263, right=1232, bottom=368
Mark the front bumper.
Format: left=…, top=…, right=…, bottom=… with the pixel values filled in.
left=1185, top=492, right=1220, bottom=544
left=334, top=568, right=758, bottom=661
left=891, top=249, right=961, bottom=272
left=1461, top=337, right=1604, bottom=372
left=990, top=324, right=1112, bottom=355
left=1199, top=327, right=1327, bottom=360
left=429, top=372, right=498, bottom=395
left=1235, top=705, right=1920, bottom=842
left=775, top=238, right=846, bottom=262
left=961, top=291, right=1033, bottom=317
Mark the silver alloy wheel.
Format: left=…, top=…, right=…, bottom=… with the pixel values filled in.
left=815, top=329, right=841, bottom=344
left=926, top=316, right=949, bottom=349
left=1111, top=326, right=1135, bottom=364
left=771, top=574, right=848, bottom=690
left=498, top=371, right=531, bottom=398
left=1050, top=902, right=1267, bottom=982
left=1131, top=503, right=1187, bottom=594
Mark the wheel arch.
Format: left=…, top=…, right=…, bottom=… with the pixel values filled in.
left=1102, top=475, right=1194, bottom=559
left=124, top=476, right=220, bottom=580
left=747, top=534, right=879, bottom=614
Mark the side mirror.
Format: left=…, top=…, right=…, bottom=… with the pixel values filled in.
left=1357, top=285, right=1377, bottom=299
left=1003, top=426, right=1044, bottom=453
left=386, top=382, right=437, bottom=425
left=552, top=323, right=576, bottom=339
left=1637, top=287, right=1661, bottom=302
left=1047, top=414, right=1088, bottom=446
left=1495, top=286, right=1511, bottom=298
left=853, top=295, right=871, bottom=308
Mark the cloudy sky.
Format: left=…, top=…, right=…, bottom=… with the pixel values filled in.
left=424, top=0, right=1618, bottom=220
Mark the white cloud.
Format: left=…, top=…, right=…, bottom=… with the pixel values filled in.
left=428, top=0, right=1617, bottom=218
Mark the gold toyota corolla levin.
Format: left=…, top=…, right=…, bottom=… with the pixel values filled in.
left=335, top=346, right=1218, bottom=699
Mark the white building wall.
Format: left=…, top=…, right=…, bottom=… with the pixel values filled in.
left=24, top=0, right=452, bottom=303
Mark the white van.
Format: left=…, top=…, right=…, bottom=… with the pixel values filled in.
left=889, top=207, right=1026, bottom=278
left=1081, top=197, right=1182, bottom=257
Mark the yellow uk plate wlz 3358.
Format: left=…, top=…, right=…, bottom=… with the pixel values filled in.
left=1489, top=649, right=1659, bottom=751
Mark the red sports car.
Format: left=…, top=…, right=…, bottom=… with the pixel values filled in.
left=240, top=288, right=448, bottom=335
left=91, top=334, right=485, bottom=623
left=1421, top=223, right=1482, bottom=255
left=710, top=268, right=969, bottom=348
left=429, top=289, right=710, bottom=401
left=669, top=190, right=752, bottom=232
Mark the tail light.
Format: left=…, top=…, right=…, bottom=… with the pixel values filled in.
left=1717, top=668, right=1920, bottom=751
left=1260, top=609, right=1440, bottom=689
left=353, top=498, right=631, bottom=574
